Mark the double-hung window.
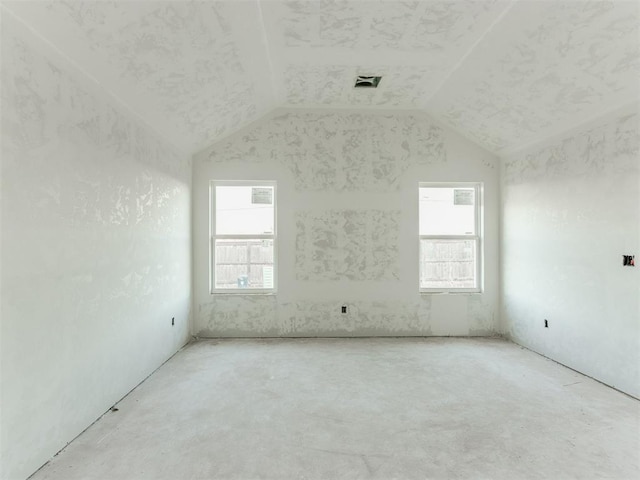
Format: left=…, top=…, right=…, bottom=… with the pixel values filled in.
left=419, top=183, right=481, bottom=293
left=211, top=181, right=276, bottom=293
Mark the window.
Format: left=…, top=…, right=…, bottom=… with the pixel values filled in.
left=419, top=183, right=481, bottom=293
left=211, top=181, right=276, bottom=293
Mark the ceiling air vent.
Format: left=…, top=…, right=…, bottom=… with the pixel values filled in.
left=354, top=75, right=382, bottom=88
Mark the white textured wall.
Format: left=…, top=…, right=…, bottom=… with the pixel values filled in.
left=193, top=110, right=499, bottom=337
left=0, top=13, right=191, bottom=480
left=501, top=105, right=640, bottom=398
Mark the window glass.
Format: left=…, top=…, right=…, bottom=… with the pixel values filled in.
left=212, top=182, right=276, bottom=293
left=419, top=183, right=481, bottom=292
left=419, top=187, right=475, bottom=235
left=216, top=186, right=274, bottom=235
left=419, top=239, right=476, bottom=289
left=214, top=239, right=274, bottom=289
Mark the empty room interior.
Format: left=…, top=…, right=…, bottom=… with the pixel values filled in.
left=1, top=0, right=639, bottom=479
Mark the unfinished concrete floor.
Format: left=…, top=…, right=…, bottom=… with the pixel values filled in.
left=31, top=338, right=639, bottom=480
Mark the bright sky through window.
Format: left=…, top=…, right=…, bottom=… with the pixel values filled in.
left=216, top=186, right=274, bottom=235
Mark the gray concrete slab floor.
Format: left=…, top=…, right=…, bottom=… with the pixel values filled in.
left=30, top=338, right=640, bottom=479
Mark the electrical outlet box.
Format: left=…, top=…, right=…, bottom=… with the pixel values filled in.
left=341, top=306, right=347, bottom=314
left=623, top=255, right=635, bottom=266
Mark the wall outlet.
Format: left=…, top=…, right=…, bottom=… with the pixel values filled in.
left=341, top=306, right=347, bottom=314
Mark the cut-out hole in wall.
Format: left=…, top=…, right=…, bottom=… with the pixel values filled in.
left=354, top=76, right=382, bottom=88
left=622, top=255, right=635, bottom=266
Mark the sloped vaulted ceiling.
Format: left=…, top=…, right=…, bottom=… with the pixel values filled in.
left=1, top=0, right=277, bottom=153
left=2, top=0, right=639, bottom=155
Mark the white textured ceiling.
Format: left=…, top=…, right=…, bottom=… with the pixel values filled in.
left=1, top=0, right=276, bottom=153
left=2, top=0, right=639, bottom=155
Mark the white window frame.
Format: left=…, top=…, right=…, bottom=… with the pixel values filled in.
left=210, top=180, right=277, bottom=294
left=419, top=182, right=482, bottom=294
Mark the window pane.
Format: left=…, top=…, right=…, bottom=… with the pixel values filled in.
left=216, top=186, right=274, bottom=235
left=419, top=187, right=475, bottom=235
left=420, top=239, right=476, bottom=289
left=214, top=239, right=274, bottom=289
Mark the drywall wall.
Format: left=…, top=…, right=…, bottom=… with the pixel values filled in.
left=193, top=110, right=499, bottom=337
left=0, top=12, right=191, bottom=480
left=501, top=104, right=640, bottom=398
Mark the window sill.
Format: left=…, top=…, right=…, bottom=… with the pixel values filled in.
left=419, top=290, right=483, bottom=295
left=210, top=291, right=277, bottom=296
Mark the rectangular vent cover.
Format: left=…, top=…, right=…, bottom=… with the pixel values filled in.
left=354, top=76, right=382, bottom=88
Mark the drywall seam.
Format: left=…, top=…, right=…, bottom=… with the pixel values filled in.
left=423, top=0, right=517, bottom=105
left=256, top=0, right=280, bottom=104
left=499, top=101, right=640, bottom=157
